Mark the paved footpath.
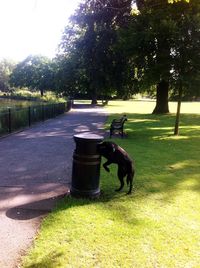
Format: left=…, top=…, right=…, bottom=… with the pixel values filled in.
left=0, top=104, right=107, bottom=268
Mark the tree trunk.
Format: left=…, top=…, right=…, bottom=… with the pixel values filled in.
left=91, top=98, right=98, bottom=105
left=174, top=81, right=183, bottom=135
left=91, top=87, right=98, bottom=105
left=40, top=89, right=44, bottom=97
left=91, top=92, right=98, bottom=105
left=152, top=80, right=169, bottom=114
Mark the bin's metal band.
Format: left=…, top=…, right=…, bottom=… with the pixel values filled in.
left=73, top=159, right=100, bottom=165
left=73, top=152, right=100, bottom=159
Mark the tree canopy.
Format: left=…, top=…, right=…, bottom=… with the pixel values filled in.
left=9, top=55, right=54, bottom=96
left=57, top=0, right=133, bottom=103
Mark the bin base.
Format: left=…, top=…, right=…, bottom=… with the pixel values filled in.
left=70, top=187, right=100, bottom=199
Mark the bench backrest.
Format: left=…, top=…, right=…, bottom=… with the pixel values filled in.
left=111, top=115, right=127, bottom=126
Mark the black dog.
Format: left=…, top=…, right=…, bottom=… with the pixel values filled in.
left=97, top=141, right=135, bottom=194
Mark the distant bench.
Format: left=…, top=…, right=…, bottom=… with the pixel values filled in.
left=110, top=115, right=127, bottom=138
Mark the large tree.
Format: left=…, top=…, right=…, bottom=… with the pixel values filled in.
left=10, top=55, right=54, bottom=96
left=119, top=0, right=200, bottom=116
left=54, top=53, right=88, bottom=98
left=58, top=0, right=132, bottom=104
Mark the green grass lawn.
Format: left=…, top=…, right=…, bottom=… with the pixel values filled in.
left=22, top=100, right=200, bottom=268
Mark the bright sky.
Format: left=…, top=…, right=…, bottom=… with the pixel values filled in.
left=0, top=0, right=81, bottom=61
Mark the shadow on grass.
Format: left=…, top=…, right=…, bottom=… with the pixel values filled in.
left=105, top=112, right=200, bottom=197
left=107, top=112, right=200, bottom=136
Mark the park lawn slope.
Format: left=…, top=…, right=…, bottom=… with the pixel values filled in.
left=22, top=100, right=200, bottom=268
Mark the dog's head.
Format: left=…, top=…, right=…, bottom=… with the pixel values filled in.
left=97, top=141, right=116, bottom=155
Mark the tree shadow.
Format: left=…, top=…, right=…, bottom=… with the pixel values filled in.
left=108, top=112, right=200, bottom=198
left=102, top=112, right=200, bottom=197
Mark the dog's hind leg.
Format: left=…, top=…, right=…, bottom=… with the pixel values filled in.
left=126, top=162, right=134, bottom=194
left=115, top=167, right=126, bottom=192
left=126, top=172, right=133, bottom=194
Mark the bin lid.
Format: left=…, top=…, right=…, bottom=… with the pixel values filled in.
left=74, top=133, right=104, bottom=142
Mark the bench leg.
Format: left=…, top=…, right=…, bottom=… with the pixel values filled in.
left=110, top=129, right=112, bottom=138
left=120, top=128, right=124, bottom=138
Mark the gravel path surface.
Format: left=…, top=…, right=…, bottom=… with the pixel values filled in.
left=0, top=104, right=107, bottom=268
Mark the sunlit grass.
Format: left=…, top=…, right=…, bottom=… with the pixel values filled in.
left=22, top=100, right=200, bottom=268
left=106, top=99, right=200, bottom=114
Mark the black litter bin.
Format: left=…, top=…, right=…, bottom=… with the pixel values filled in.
left=70, top=133, right=103, bottom=198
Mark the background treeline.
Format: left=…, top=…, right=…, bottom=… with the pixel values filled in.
left=1, top=0, right=200, bottom=112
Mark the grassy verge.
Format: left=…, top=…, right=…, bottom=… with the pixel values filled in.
left=22, top=100, right=200, bottom=268
left=0, top=89, right=66, bottom=103
left=0, top=90, right=66, bottom=112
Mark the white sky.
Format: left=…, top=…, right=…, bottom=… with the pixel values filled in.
left=0, top=0, right=81, bottom=61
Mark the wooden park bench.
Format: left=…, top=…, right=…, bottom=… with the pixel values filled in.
left=110, top=115, right=127, bottom=138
